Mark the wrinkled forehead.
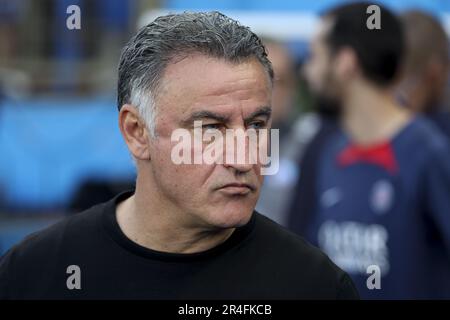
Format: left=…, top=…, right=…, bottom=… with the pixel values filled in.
left=157, top=54, right=272, bottom=122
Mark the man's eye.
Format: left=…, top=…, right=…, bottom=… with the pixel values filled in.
left=248, top=121, right=266, bottom=129
left=203, top=123, right=222, bottom=130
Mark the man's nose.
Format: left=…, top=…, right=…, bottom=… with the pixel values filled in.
left=222, top=130, right=255, bottom=173
left=223, top=160, right=253, bottom=174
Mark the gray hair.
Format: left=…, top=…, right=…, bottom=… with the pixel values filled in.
left=117, top=11, right=274, bottom=137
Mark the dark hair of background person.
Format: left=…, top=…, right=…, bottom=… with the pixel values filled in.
left=322, top=2, right=404, bottom=87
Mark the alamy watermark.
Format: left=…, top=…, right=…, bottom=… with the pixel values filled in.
left=170, top=121, right=279, bottom=175
left=66, top=5, right=81, bottom=30
left=366, top=4, right=381, bottom=30
left=66, top=265, right=81, bottom=290
left=366, top=264, right=381, bottom=290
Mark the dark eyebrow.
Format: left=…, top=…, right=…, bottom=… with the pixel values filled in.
left=244, top=106, right=272, bottom=123
left=181, top=110, right=230, bottom=127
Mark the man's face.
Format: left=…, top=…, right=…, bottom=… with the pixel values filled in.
left=304, top=19, right=341, bottom=101
left=146, top=54, right=272, bottom=229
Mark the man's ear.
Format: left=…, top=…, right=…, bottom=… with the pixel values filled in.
left=334, top=47, right=358, bottom=81
left=118, top=104, right=151, bottom=161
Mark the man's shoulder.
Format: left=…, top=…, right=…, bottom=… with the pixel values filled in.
left=404, top=116, right=448, bottom=150
left=403, top=117, right=450, bottom=172
left=251, top=213, right=358, bottom=298
left=253, top=214, right=351, bottom=276
left=1, top=201, right=107, bottom=266
left=254, top=213, right=334, bottom=263
left=0, top=201, right=110, bottom=298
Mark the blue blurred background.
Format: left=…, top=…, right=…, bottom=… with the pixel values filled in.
left=0, top=0, right=449, bottom=255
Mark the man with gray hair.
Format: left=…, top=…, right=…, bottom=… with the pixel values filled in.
left=0, top=12, right=358, bottom=299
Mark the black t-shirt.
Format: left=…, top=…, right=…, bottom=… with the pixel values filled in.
left=0, top=192, right=359, bottom=299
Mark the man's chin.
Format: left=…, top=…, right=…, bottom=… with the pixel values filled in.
left=206, top=207, right=254, bottom=229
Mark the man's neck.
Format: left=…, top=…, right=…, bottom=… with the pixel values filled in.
left=115, top=176, right=235, bottom=255
left=341, top=80, right=412, bottom=145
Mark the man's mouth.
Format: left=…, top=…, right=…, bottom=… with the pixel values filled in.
left=217, top=183, right=255, bottom=195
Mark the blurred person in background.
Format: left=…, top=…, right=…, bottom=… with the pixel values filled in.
left=256, top=38, right=340, bottom=226
left=396, top=10, right=450, bottom=139
left=255, top=38, right=301, bottom=225
left=287, top=2, right=450, bottom=299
